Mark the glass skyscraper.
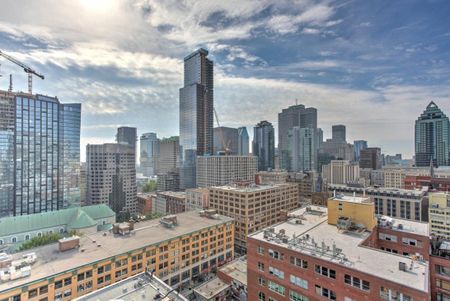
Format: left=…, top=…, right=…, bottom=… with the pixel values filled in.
left=415, top=101, right=450, bottom=167
left=140, top=132, right=159, bottom=177
left=0, top=91, right=81, bottom=217
left=288, top=127, right=319, bottom=172
left=253, top=120, right=275, bottom=171
left=354, top=140, right=368, bottom=161
left=179, top=48, right=214, bottom=189
left=237, top=126, right=249, bottom=155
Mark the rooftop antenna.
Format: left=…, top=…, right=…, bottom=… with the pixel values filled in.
left=8, top=74, right=12, bottom=92
left=295, top=98, right=298, bottom=105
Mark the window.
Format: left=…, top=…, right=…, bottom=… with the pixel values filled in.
left=39, top=286, right=48, bottom=294
left=314, top=265, right=336, bottom=279
left=25, top=234, right=30, bottom=240
left=11, top=237, right=17, bottom=243
left=290, top=275, right=308, bottom=289
left=379, top=233, right=397, bottom=242
left=55, top=280, right=63, bottom=289
left=269, top=298, right=277, bottom=301
left=289, top=290, right=309, bottom=301
left=402, top=237, right=417, bottom=247
left=269, top=266, right=284, bottom=279
left=258, top=292, right=266, bottom=301
left=29, top=289, right=38, bottom=298
left=315, top=285, right=336, bottom=300
left=436, top=265, right=450, bottom=277
left=64, top=277, right=71, bottom=286
left=269, top=249, right=283, bottom=260
left=257, top=246, right=264, bottom=255
left=258, top=276, right=266, bottom=286
left=380, top=286, right=412, bottom=301
left=268, top=280, right=285, bottom=296
left=290, top=256, right=308, bottom=269
left=344, top=274, right=370, bottom=291
left=258, top=262, right=265, bottom=271
left=0, top=239, right=3, bottom=245
left=59, top=228, right=64, bottom=234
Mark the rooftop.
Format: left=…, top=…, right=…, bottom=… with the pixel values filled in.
left=250, top=206, right=429, bottom=293
left=0, top=211, right=233, bottom=293
left=378, top=216, right=430, bottom=236
left=210, top=183, right=294, bottom=193
left=330, top=195, right=371, bottom=204
left=329, top=184, right=426, bottom=196
left=193, top=277, right=229, bottom=299
left=75, top=271, right=188, bottom=301
left=157, top=191, right=187, bottom=199
left=218, top=257, right=247, bottom=286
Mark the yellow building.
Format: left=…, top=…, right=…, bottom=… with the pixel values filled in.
left=0, top=211, right=234, bottom=301
left=429, top=192, right=450, bottom=239
left=327, top=194, right=377, bottom=230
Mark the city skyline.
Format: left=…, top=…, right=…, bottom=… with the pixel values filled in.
left=0, top=1, right=450, bottom=161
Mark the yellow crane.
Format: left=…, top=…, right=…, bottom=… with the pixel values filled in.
left=0, top=49, right=44, bottom=94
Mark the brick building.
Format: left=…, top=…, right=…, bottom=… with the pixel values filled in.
left=154, top=191, right=186, bottom=215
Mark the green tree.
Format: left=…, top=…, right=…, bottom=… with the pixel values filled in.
left=142, top=180, right=157, bottom=192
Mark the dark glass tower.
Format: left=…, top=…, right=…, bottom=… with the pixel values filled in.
left=179, top=48, right=214, bottom=188
left=253, top=120, right=275, bottom=171
left=415, top=101, right=450, bottom=167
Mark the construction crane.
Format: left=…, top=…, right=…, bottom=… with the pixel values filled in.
left=213, top=107, right=231, bottom=155
left=0, top=50, right=44, bottom=94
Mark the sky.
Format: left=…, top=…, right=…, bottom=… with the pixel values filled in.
left=0, top=0, right=450, bottom=161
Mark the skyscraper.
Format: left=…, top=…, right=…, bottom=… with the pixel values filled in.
left=157, top=136, right=179, bottom=174
left=278, top=104, right=317, bottom=170
left=86, top=143, right=137, bottom=215
left=253, top=120, right=275, bottom=171
left=140, top=132, right=159, bottom=177
left=415, top=101, right=450, bottom=167
left=179, top=48, right=214, bottom=188
left=237, top=126, right=249, bottom=155
left=360, top=147, right=382, bottom=170
left=117, top=126, right=137, bottom=158
left=354, top=140, right=368, bottom=161
left=288, top=127, right=319, bottom=172
left=213, top=126, right=238, bottom=155
left=332, top=124, right=346, bottom=142
left=0, top=91, right=81, bottom=217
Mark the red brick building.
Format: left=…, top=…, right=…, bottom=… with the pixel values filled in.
left=405, top=175, right=450, bottom=192
left=247, top=206, right=430, bottom=301
left=136, top=193, right=155, bottom=215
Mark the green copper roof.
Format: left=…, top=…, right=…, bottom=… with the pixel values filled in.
left=67, top=210, right=96, bottom=229
left=0, top=205, right=115, bottom=236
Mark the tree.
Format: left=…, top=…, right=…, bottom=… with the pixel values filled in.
left=143, top=180, right=157, bottom=192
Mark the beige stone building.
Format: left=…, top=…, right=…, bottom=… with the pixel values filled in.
left=208, top=183, right=299, bottom=254
left=322, top=160, right=360, bottom=185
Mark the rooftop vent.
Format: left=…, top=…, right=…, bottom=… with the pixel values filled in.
left=160, top=215, right=178, bottom=228
left=200, top=209, right=220, bottom=219
left=58, top=236, right=80, bottom=252
left=399, top=262, right=407, bottom=272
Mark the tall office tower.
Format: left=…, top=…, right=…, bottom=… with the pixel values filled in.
left=179, top=48, right=214, bottom=188
left=253, top=120, right=275, bottom=171
left=360, top=147, right=382, bottom=170
left=86, top=143, right=137, bottom=215
left=117, top=126, right=137, bottom=155
left=196, top=155, right=258, bottom=188
left=415, top=101, right=450, bottom=167
left=278, top=104, right=317, bottom=170
left=140, top=132, right=159, bottom=177
left=354, top=139, right=368, bottom=161
left=0, top=91, right=81, bottom=218
left=288, top=127, right=318, bottom=172
left=157, top=136, right=179, bottom=174
left=237, top=126, right=249, bottom=155
left=332, top=124, right=346, bottom=142
left=61, top=103, right=82, bottom=208
left=213, top=126, right=238, bottom=155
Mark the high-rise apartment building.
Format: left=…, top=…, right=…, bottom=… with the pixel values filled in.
left=157, top=136, right=179, bottom=174
left=332, top=124, right=346, bottom=142
left=0, top=91, right=81, bottom=217
left=86, top=143, right=137, bottom=215
left=179, top=48, right=214, bottom=189
left=140, top=132, right=159, bottom=177
left=288, top=127, right=319, bottom=172
left=415, top=101, right=450, bottom=167
left=196, top=155, right=257, bottom=188
left=360, top=147, right=382, bottom=170
left=156, top=172, right=180, bottom=192
left=322, top=160, right=360, bottom=185
left=278, top=105, right=317, bottom=170
left=237, top=127, right=249, bottom=155
left=353, top=139, right=368, bottom=161
left=209, top=183, right=299, bottom=254
left=253, top=121, right=275, bottom=171
left=429, top=192, right=450, bottom=239
left=213, top=126, right=238, bottom=155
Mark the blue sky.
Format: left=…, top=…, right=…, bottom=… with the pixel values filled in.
left=0, top=0, right=450, bottom=160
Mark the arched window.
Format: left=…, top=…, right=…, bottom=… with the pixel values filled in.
left=49, top=230, right=53, bottom=234
left=59, top=228, right=64, bottom=234
left=11, top=237, right=17, bottom=243
left=37, top=232, right=42, bottom=237
left=259, top=292, right=265, bottom=301
left=0, top=239, right=3, bottom=245
left=25, top=234, right=30, bottom=240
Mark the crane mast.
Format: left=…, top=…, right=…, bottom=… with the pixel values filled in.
left=0, top=50, right=45, bottom=94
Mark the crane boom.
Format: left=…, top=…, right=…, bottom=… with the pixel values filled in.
left=0, top=50, right=44, bottom=94
left=213, top=107, right=230, bottom=155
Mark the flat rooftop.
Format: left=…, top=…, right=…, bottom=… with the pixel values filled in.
left=330, top=195, right=371, bottom=204
left=379, top=216, right=430, bottom=236
left=193, top=277, right=229, bottom=299
left=0, top=211, right=233, bottom=293
left=218, top=257, right=247, bottom=286
left=75, top=271, right=188, bottom=301
left=157, top=191, right=186, bottom=198
left=329, top=184, right=426, bottom=196
left=211, top=183, right=294, bottom=193
left=250, top=206, right=429, bottom=293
